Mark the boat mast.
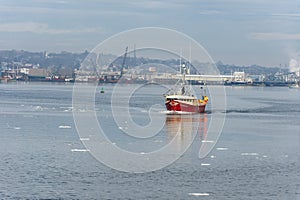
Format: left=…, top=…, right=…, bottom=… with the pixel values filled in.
left=120, top=46, right=128, bottom=78
left=182, top=63, right=186, bottom=82
left=187, top=44, right=193, bottom=92
left=181, top=63, right=186, bottom=94
left=179, top=48, right=182, bottom=74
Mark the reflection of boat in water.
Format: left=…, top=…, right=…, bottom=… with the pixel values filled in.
left=165, top=114, right=217, bottom=160
left=165, top=114, right=208, bottom=148
left=164, top=63, right=209, bottom=114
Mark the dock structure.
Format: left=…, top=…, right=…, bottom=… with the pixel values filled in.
left=129, top=73, right=235, bottom=84
left=182, top=74, right=234, bottom=82
left=145, top=73, right=234, bottom=84
left=75, top=70, right=235, bottom=84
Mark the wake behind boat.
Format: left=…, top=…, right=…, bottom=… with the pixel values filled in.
left=164, top=63, right=209, bottom=114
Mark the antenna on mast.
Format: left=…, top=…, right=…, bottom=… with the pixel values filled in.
left=179, top=48, right=182, bottom=74
left=134, top=44, right=137, bottom=66
left=188, top=43, right=191, bottom=75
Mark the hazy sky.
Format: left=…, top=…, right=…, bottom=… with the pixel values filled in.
left=1, top=0, right=300, bottom=67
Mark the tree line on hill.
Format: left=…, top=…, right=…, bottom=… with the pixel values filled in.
left=0, top=50, right=288, bottom=77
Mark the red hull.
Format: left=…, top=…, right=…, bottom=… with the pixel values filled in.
left=165, top=100, right=206, bottom=113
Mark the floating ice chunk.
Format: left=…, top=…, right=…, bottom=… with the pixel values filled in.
left=118, top=127, right=123, bottom=130
left=14, top=127, right=21, bottom=130
left=140, top=152, right=145, bottom=154
left=59, top=125, right=72, bottom=129
left=71, top=149, right=90, bottom=152
left=35, top=106, right=43, bottom=111
left=241, top=153, right=259, bottom=156
left=201, top=163, right=211, bottom=166
left=262, top=155, right=268, bottom=158
left=80, top=138, right=90, bottom=141
left=216, top=147, right=228, bottom=151
left=210, top=155, right=216, bottom=158
left=201, top=140, right=214, bottom=143
left=60, top=106, right=73, bottom=110
left=188, top=193, right=210, bottom=196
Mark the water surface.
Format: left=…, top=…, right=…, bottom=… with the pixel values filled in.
left=0, top=82, right=299, bottom=199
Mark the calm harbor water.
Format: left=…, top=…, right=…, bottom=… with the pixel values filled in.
left=0, top=82, right=299, bottom=199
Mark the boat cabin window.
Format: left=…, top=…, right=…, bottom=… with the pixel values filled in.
left=166, top=98, right=194, bottom=102
left=167, top=98, right=191, bottom=102
left=166, top=98, right=178, bottom=101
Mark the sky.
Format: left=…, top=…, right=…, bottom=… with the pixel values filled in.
left=1, top=0, right=300, bottom=67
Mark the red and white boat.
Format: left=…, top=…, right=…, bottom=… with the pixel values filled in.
left=164, top=64, right=209, bottom=114
left=165, top=94, right=208, bottom=113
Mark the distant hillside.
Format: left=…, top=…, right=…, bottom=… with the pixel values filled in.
left=216, top=61, right=288, bottom=75
left=0, top=50, right=89, bottom=70
left=0, top=50, right=288, bottom=76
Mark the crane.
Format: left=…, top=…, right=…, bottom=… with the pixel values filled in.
left=120, top=46, right=128, bottom=78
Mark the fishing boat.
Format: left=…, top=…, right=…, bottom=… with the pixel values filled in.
left=164, top=63, right=209, bottom=114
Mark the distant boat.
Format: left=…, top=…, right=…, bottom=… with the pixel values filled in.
left=289, top=83, right=300, bottom=89
left=100, top=87, right=105, bottom=93
left=164, top=63, right=209, bottom=114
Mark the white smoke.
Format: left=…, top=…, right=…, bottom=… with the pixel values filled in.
left=289, top=58, right=299, bottom=72
left=288, top=51, right=300, bottom=76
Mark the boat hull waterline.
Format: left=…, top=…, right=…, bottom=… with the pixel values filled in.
left=165, top=100, right=207, bottom=113
left=165, top=95, right=208, bottom=114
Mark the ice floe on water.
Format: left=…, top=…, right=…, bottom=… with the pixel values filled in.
left=201, top=163, right=211, bottom=166
left=188, top=193, right=210, bottom=196
left=216, top=147, right=228, bottom=151
left=58, top=125, right=72, bottom=129
left=241, top=152, right=259, bottom=156
left=60, top=106, right=73, bottom=111
left=201, top=140, right=215, bottom=143
left=80, top=138, right=90, bottom=141
left=6, top=123, right=21, bottom=130
left=33, top=105, right=44, bottom=111
left=71, top=149, right=90, bottom=152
